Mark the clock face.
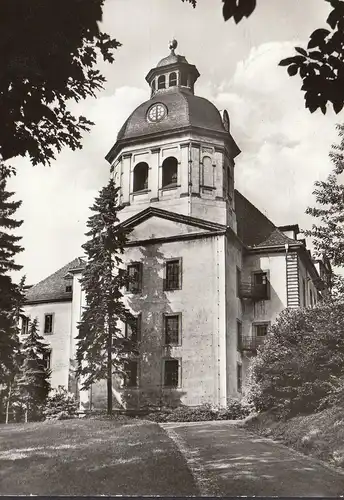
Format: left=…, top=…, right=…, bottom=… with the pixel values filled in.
left=147, top=103, right=167, bottom=122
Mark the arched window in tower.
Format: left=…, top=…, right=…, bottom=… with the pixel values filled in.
left=162, top=157, right=178, bottom=189
left=202, top=156, right=213, bottom=188
left=169, top=72, right=177, bottom=87
left=152, top=78, right=156, bottom=93
left=158, top=75, right=166, bottom=90
left=180, top=72, right=188, bottom=87
left=133, top=162, right=149, bottom=192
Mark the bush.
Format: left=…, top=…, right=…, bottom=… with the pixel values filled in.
left=245, top=302, right=344, bottom=417
left=43, top=386, right=78, bottom=420
left=146, top=399, right=251, bottom=423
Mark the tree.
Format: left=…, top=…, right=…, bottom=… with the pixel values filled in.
left=183, top=0, right=344, bottom=115
left=76, top=179, right=135, bottom=415
left=305, top=123, right=344, bottom=295
left=0, top=0, right=120, bottom=167
left=0, top=165, right=24, bottom=421
left=245, top=302, right=344, bottom=417
left=18, top=318, right=51, bottom=422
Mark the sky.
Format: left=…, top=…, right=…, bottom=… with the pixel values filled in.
left=8, top=0, right=341, bottom=285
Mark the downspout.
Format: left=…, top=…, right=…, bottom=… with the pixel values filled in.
left=188, top=142, right=192, bottom=216
left=285, top=243, right=289, bottom=307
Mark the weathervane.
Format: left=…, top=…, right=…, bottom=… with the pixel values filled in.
left=169, top=38, right=178, bottom=55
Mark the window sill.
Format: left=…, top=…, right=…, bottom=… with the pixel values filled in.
left=163, top=385, right=182, bottom=390
left=163, top=343, right=182, bottom=348
left=160, top=184, right=180, bottom=192
left=164, top=288, right=182, bottom=292
left=131, top=189, right=151, bottom=196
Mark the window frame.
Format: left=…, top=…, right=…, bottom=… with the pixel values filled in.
left=161, top=156, right=178, bottom=190
left=253, top=321, right=270, bottom=338
left=126, top=262, right=143, bottom=294
left=163, top=358, right=181, bottom=388
left=44, top=313, right=54, bottom=335
left=237, top=363, right=242, bottom=393
left=163, top=258, right=182, bottom=291
left=201, top=155, right=215, bottom=189
left=236, top=319, right=242, bottom=351
left=42, top=350, right=52, bottom=370
left=125, top=313, right=142, bottom=343
left=163, top=313, right=182, bottom=346
left=236, top=267, right=242, bottom=298
left=157, top=74, right=166, bottom=90
left=133, top=162, right=149, bottom=193
left=252, top=270, right=270, bottom=300
left=169, top=72, right=177, bottom=87
left=21, top=315, right=29, bottom=335
left=123, top=358, right=139, bottom=388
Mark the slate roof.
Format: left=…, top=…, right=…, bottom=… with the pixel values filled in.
left=25, top=257, right=85, bottom=304
left=234, top=190, right=298, bottom=248
left=116, top=88, right=227, bottom=142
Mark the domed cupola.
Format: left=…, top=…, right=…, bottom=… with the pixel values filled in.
left=145, top=39, right=200, bottom=97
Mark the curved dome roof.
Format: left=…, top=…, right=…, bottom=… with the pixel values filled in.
left=157, top=53, right=188, bottom=67
left=117, top=89, right=226, bottom=142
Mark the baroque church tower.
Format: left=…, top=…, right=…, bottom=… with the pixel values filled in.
left=104, top=41, right=243, bottom=407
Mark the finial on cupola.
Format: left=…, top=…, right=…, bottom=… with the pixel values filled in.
left=169, top=39, right=178, bottom=55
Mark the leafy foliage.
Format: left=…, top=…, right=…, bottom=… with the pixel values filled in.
left=0, top=0, right=120, bottom=166
left=76, top=179, right=134, bottom=414
left=246, top=303, right=344, bottom=417
left=43, top=386, right=78, bottom=420
left=18, top=318, right=51, bottom=421
left=279, top=0, right=344, bottom=114
left=0, top=166, right=23, bottom=388
left=305, top=123, right=344, bottom=296
left=185, top=0, right=344, bottom=114
left=146, top=400, right=251, bottom=422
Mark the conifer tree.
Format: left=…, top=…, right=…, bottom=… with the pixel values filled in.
left=305, top=123, right=344, bottom=296
left=18, top=318, right=51, bottom=422
left=0, top=165, right=24, bottom=420
left=76, top=179, right=134, bottom=415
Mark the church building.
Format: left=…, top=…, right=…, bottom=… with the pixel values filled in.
left=23, top=42, right=329, bottom=409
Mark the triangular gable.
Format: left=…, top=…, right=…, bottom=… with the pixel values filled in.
left=121, top=207, right=226, bottom=243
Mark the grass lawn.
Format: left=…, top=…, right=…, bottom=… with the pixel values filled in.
left=0, top=418, right=199, bottom=496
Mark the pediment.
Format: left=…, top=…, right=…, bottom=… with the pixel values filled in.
left=121, top=207, right=226, bottom=244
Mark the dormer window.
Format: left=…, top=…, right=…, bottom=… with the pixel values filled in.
left=169, top=72, right=177, bottom=87
left=158, top=75, right=166, bottom=90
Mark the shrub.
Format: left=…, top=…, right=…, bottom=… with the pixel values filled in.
left=43, top=386, right=78, bottom=420
left=146, top=399, right=251, bottom=423
left=246, top=302, right=344, bottom=417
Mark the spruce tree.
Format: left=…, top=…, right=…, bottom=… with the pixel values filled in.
left=0, top=165, right=24, bottom=420
left=18, top=318, right=51, bottom=422
left=305, top=123, right=344, bottom=296
left=76, top=179, right=134, bottom=415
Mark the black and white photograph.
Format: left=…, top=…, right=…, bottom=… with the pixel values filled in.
left=1, top=0, right=344, bottom=496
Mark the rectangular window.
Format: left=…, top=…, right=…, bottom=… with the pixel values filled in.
left=164, top=359, right=179, bottom=387
left=42, top=351, right=51, bottom=370
left=254, top=323, right=269, bottom=337
left=21, top=316, right=29, bottom=335
left=164, top=259, right=181, bottom=291
left=253, top=271, right=269, bottom=299
left=65, top=285, right=72, bottom=293
left=237, top=320, right=242, bottom=350
left=127, top=263, right=142, bottom=293
left=236, top=267, right=241, bottom=297
left=237, top=363, right=242, bottom=392
left=125, top=314, right=142, bottom=343
left=44, top=314, right=53, bottom=334
left=164, top=314, right=181, bottom=345
left=124, top=360, right=138, bottom=387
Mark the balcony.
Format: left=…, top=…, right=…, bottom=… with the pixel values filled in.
left=239, top=282, right=269, bottom=300
left=238, top=335, right=266, bottom=352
